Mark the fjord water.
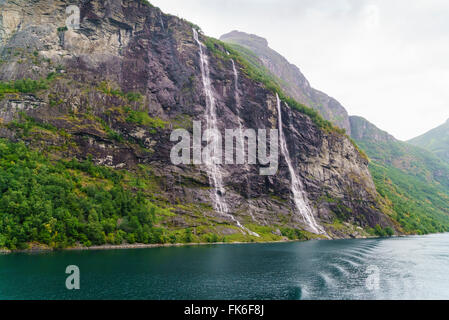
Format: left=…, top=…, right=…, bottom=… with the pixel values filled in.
left=2, top=234, right=449, bottom=300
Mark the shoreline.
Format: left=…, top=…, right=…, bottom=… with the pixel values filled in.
left=0, top=239, right=301, bottom=254
left=0, top=233, right=392, bottom=255
left=67, top=239, right=299, bottom=251
left=2, top=231, right=435, bottom=255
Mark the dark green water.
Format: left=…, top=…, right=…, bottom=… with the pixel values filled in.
left=1, top=233, right=449, bottom=300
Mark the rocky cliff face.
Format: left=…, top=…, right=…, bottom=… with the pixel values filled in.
left=350, top=116, right=395, bottom=143
left=220, top=30, right=352, bottom=135
left=0, top=0, right=396, bottom=240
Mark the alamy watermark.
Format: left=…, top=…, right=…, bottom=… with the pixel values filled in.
left=65, top=5, right=80, bottom=30
left=170, top=121, right=279, bottom=176
left=65, top=265, right=80, bottom=290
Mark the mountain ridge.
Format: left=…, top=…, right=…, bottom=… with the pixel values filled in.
left=408, top=118, right=449, bottom=164
left=220, top=30, right=352, bottom=135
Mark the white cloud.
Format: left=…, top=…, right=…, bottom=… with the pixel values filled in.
left=151, top=0, right=449, bottom=140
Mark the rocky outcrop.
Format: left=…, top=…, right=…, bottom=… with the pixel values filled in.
left=0, top=0, right=396, bottom=238
left=350, top=116, right=395, bottom=143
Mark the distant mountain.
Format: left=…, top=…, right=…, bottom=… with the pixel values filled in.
left=220, top=31, right=351, bottom=134
left=350, top=116, right=395, bottom=143
left=350, top=116, right=449, bottom=234
left=408, top=119, right=449, bottom=164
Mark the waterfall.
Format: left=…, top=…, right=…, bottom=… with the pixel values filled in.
left=276, top=94, right=324, bottom=234
left=193, top=29, right=259, bottom=237
left=192, top=28, right=228, bottom=215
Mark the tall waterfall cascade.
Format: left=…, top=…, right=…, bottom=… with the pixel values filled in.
left=193, top=29, right=259, bottom=237
left=276, top=94, right=324, bottom=234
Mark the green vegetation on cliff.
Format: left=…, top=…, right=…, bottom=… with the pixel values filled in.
left=0, top=78, right=50, bottom=99
left=351, top=117, right=449, bottom=234
left=369, top=161, right=449, bottom=234
left=0, top=138, right=168, bottom=250
left=408, top=119, right=449, bottom=164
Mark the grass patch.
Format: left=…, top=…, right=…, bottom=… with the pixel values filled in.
left=123, top=107, right=168, bottom=129
left=97, top=81, right=143, bottom=103
left=0, top=78, right=50, bottom=99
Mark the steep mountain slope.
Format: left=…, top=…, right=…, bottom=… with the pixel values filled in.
left=350, top=116, right=449, bottom=234
left=220, top=29, right=449, bottom=235
left=408, top=118, right=449, bottom=164
left=0, top=0, right=397, bottom=250
left=220, top=30, right=351, bottom=134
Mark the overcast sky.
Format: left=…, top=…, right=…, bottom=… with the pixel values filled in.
left=151, top=0, right=449, bottom=141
